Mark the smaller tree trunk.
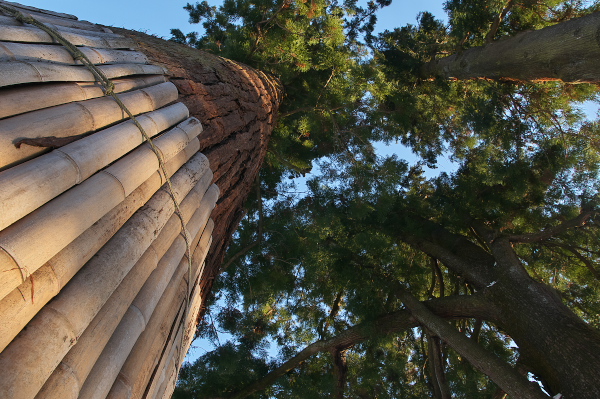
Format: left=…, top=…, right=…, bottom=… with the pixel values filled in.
left=423, top=12, right=600, bottom=83
left=426, top=332, right=451, bottom=399
left=331, top=348, right=348, bottom=399
left=397, top=289, right=548, bottom=399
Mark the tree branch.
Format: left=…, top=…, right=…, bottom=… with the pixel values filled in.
left=318, top=290, right=344, bottom=340
left=507, top=208, right=596, bottom=244
left=485, top=0, right=515, bottom=43
left=547, top=243, right=600, bottom=280
left=331, top=348, right=348, bottom=399
left=225, top=294, right=494, bottom=399
left=391, top=214, right=496, bottom=289
left=220, top=241, right=259, bottom=272
left=427, top=332, right=451, bottom=399
left=397, top=289, right=548, bottom=399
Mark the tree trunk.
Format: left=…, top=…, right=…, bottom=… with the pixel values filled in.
left=0, top=5, right=281, bottom=395
left=331, top=348, right=348, bottom=399
left=397, top=290, right=548, bottom=399
left=489, top=273, right=600, bottom=398
left=112, top=27, right=283, bottom=313
left=423, top=12, right=600, bottom=83
left=385, top=210, right=600, bottom=397
left=426, top=333, right=451, bottom=399
left=483, top=238, right=600, bottom=398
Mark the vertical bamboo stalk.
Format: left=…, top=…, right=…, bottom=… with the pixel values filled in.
left=0, top=5, right=109, bottom=32
left=156, top=361, right=179, bottom=399
left=0, top=82, right=181, bottom=170
left=0, top=14, right=127, bottom=38
left=147, top=326, right=183, bottom=399
left=0, top=42, right=148, bottom=65
left=0, top=119, right=200, bottom=300
left=0, top=111, right=198, bottom=231
left=106, top=220, right=215, bottom=399
left=0, top=107, right=195, bottom=230
left=0, top=25, right=135, bottom=48
left=0, top=153, right=209, bottom=399
left=77, top=186, right=218, bottom=399
left=0, top=61, right=166, bottom=87
left=35, top=169, right=215, bottom=399
left=0, top=138, right=200, bottom=353
left=0, top=75, right=166, bottom=119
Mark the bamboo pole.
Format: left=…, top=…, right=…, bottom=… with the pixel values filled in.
left=106, top=220, right=214, bottom=399
left=0, top=138, right=201, bottom=352
left=0, top=25, right=135, bottom=48
left=0, top=152, right=210, bottom=399
left=0, top=1, right=79, bottom=21
left=0, top=61, right=167, bottom=87
left=181, top=273, right=211, bottom=360
left=0, top=14, right=126, bottom=39
left=194, top=224, right=214, bottom=285
left=147, top=325, right=183, bottom=399
left=0, top=82, right=180, bottom=170
left=0, top=75, right=166, bottom=119
left=146, top=223, right=216, bottom=399
left=36, top=175, right=215, bottom=399
left=0, top=115, right=200, bottom=301
left=0, top=42, right=148, bottom=64
left=0, top=109, right=197, bottom=231
left=141, top=196, right=217, bottom=399
left=159, top=365, right=180, bottom=399
left=77, top=187, right=218, bottom=399
left=0, top=2, right=110, bottom=32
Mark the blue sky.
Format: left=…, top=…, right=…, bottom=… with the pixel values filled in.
left=22, top=0, right=448, bottom=38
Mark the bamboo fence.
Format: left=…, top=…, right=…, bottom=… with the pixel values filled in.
left=0, top=2, right=220, bottom=398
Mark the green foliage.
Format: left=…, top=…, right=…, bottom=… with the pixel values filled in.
left=445, top=0, right=600, bottom=48
left=173, top=1, right=600, bottom=398
left=172, top=0, right=392, bottom=181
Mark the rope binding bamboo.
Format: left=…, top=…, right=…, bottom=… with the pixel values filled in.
left=0, top=3, right=196, bottom=364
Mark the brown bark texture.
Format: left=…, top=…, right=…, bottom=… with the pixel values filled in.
left=385, top=208, right=600, bottom=398
left=423, top=11, right=600, bottom=83
left=113, top=27, right=283, bottom=315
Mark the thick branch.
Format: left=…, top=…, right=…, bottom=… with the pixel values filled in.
left=331, top=348, right=348, bottom=399
left=225, top=294, right=494, bottom=399
left=507, top=209, right=595, bottom=243
left=427, top=332, right=451, bottom=399
left=485, top=0, right=515, bottom=43
left=423, top=12, right=600, bottom=83
left=220, top=241, right=259, bottom=272
left=397, top=290, right=548, bottom=399
left=389, top=214, right=496, bottom=289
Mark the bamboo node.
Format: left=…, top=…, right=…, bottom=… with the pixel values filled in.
left=0, top=1, right=197, bottom=364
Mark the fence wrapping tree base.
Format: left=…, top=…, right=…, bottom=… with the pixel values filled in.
left=0, top=1, right=282, bottom=398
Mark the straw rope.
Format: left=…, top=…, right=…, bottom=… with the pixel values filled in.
left=0, top=3, right=196, bottom=363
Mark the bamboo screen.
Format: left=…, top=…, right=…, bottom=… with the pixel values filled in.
left=0, top=2, right=218, bottom=398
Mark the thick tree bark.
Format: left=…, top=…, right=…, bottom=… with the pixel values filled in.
left=426, top=333, right=451, bottom=399
left=385, top=209, right=600, bottom=398
left=397, top=289, right=547, bottom=399
left=111, top=28, right=283, bottom=315
left=423, top=11, right=600, bottom=83
left=331, top=348, right=348, bottom=399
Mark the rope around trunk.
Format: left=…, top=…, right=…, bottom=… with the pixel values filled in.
left=0, top=2, right=195, bottom=373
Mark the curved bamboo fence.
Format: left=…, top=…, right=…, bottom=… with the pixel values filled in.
left=0, top=2, right=220, bottom=398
